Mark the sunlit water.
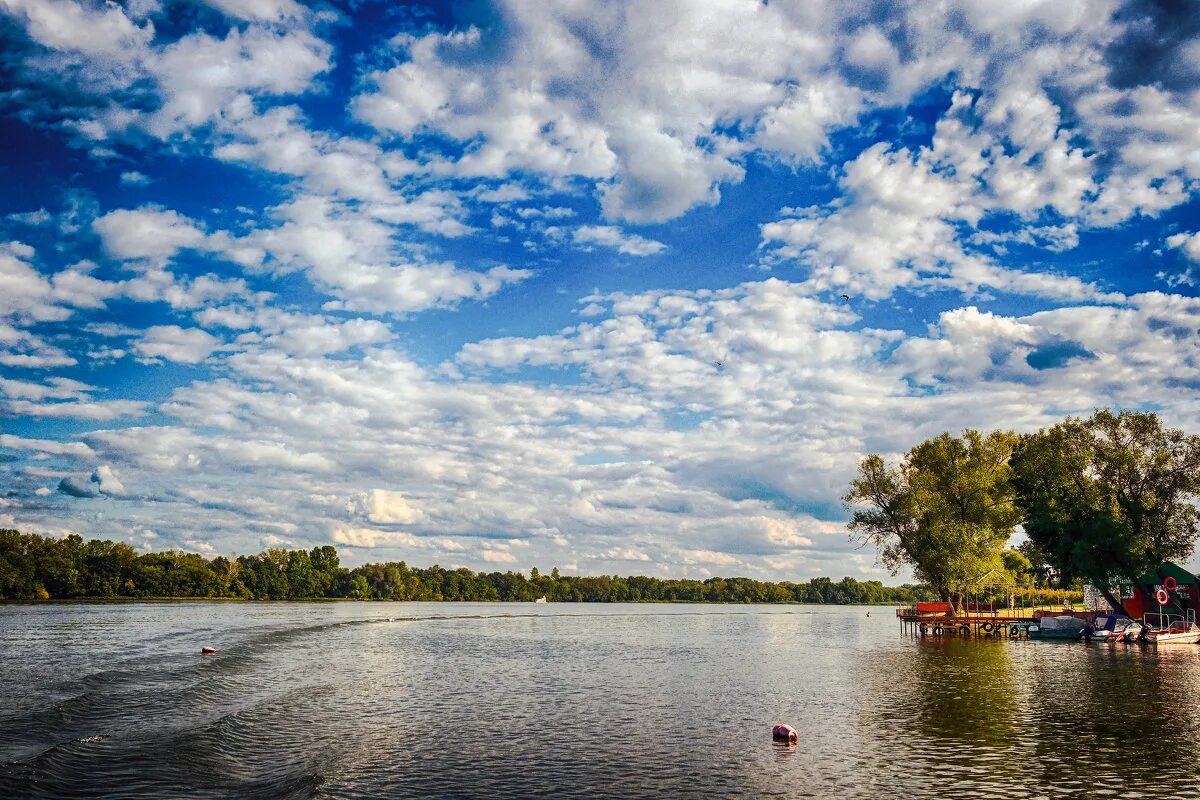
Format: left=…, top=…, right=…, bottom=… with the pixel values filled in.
left=2, top=602, right=1199, bottom=798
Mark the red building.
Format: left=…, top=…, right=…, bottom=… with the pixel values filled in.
left=1118, top=562, right=1200, bottom=621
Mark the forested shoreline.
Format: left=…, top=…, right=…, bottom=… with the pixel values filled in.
left=0, top=529, right=1084, bottom=605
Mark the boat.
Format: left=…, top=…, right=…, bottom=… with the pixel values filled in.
left=1028, top=615, right=1086, bottom=639
left=534, top=596, right=548, bottom=604
left=1083, top=614, right=1141, bottom=642
left=1143, top=620, right=1200, bottom=645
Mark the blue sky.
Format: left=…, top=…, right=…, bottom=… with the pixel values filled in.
left=2, top=0, right=1200, bottom=580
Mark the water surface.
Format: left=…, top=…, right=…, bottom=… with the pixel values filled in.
left=2, top=602, right=1198, bottom=798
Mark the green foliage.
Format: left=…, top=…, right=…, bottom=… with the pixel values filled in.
left=0, top=529, right=918, bottom=604
left=1010, top=409, right=1200, bottom=592
left=1001, top=548, right=1034, bottom=587
left=844, top=429, right=1022, bottom=603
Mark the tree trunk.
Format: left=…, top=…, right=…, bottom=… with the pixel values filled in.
left=938, top=588, right=955, bottom=618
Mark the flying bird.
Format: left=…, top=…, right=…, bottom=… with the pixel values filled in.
left=712, top=352, right=728, bottom=370
left=840, top=293, right=850, bottom=301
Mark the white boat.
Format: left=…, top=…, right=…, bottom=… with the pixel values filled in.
left=534, top=596, right=548, bottom=604
left=1084, top=614, right=1142, bottom=642
left=1145, top=620, right=1200, bottom=644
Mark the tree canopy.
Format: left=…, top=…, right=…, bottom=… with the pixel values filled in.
left=0, top=529, right=925, bottom=605
left=844, top=429, right=1022, bottom=608
left=1010, top=409, right=1200, bottom=610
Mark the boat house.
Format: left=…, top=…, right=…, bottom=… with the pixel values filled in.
left=1110, top=562, right=1200, bottom=621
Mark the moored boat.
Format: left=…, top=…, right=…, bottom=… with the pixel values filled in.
left=1144, top=620, right=1200, bottom=645
left=1029, top=615, right=1086, bottom=640
left=1084, top=614, right=1141, bottom=642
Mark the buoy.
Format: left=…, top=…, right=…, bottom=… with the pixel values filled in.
left=772, top=723, right=798, bottom=743
left=201, top=646, right=217, bottom=655
left=1164, top=576, right=1178, bottom=591
left=1156, top=589, right=1170, bottom=606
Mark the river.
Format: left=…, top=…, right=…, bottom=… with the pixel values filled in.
left=1, top=602, right=1198, bottom=798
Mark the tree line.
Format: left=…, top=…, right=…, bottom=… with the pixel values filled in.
left=0, top=528, right=932, bottom=604
left=844, top=409, right=1200, bottom=616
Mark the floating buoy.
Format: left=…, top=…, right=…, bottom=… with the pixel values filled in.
left=772, top=723, right=798, bottom=742
left=1164, top=576, right=1178, bottom=591
left=1156, top=589, right=1170, bottom=606
left=201, top=646, right=217, bottom=655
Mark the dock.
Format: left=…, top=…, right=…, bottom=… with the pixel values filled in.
left=896, top=604, right=1087, bottom=639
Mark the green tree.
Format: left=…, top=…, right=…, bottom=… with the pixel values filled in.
left=1010, top=409, right=1200, bottom=614
left=844, top=429, right=1021, bottom=614
left=1001, top=548, right=1033, bottom=587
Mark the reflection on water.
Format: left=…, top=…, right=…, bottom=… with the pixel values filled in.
left=2, top=603, right=1199, bottom=798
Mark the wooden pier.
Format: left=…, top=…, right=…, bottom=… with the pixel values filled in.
left=896, top=605, right=1081, bottom=639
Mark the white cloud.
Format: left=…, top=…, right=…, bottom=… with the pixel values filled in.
left=244, top=195, right=529, bottom=313
left=91, top=464, right=126, bottom=496
left=119, top=171, right=152, bottom=186
left=351, top=489, right=422, bottom=525
left=5, top=398, right=147, bottom=420
left=94, top=207, right=208, bottom=261
left=481, top=548, right=518, bottom=564
left=573, top=226, right=665, bottom=256
left=332, top=525, right=408, bottom=548
left=133, top=325, right=221, bottom=364
left=200, top=0, right=305, bottom=22
left=1, top=0, right=153, bottom=60
left=0, top=434, right=94, bottom=457
left=1167, top=231, right=1200, bottom=264
left=146, top=26, right=331, bottom=137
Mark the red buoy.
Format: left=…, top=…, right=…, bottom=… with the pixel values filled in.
left=201, top=646, right=217, bottom=655
left=772, top=723, right=798, bottom=742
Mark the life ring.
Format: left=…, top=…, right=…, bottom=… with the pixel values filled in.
left=1156, top=588, right=1170, bottom=605
left=1164, top=576, right=1178, bottom=591
left=981, top=622, right=994, bottom=633
left=933, top=626, right=943, bottom=636
left=1009, top=624, right=1020, bottom=637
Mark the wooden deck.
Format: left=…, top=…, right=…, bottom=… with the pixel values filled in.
left=896, top=607, right=1081, bottom=638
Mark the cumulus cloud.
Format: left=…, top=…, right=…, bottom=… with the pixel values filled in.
left=57, top=465, right=126, bottom=499
left=93, top=207, right=208, bottom=261
left=573, top=226, right=666, bottom=256
left=133, top=325, right=221, bottom=364
left=351, top=489, right=422, bottom=525
left=333, top=525, right=408, bottom=548
left=1, top=0, right=153, bottom=60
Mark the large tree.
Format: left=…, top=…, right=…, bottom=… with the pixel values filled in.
left=1010, top=409, right=1200, bottom=614
left=844, top=429, right=1022, bottom=614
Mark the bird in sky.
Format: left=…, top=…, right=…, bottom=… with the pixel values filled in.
left=840, top=293, right=850, bottom=301
left=712, top=352, right=728, bottom=370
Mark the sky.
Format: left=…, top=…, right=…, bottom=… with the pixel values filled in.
left=1, top=0, right=1199, bottom=582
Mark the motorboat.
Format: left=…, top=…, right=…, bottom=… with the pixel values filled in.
left=1084, top=614, right=1142, bottom=642
left=1028, top=615, right=1086, bottom=640
left=1143, top=620, right=1200, bottom=645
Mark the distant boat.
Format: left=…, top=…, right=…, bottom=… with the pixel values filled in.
left=534, top=596, right=548, bottom=604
